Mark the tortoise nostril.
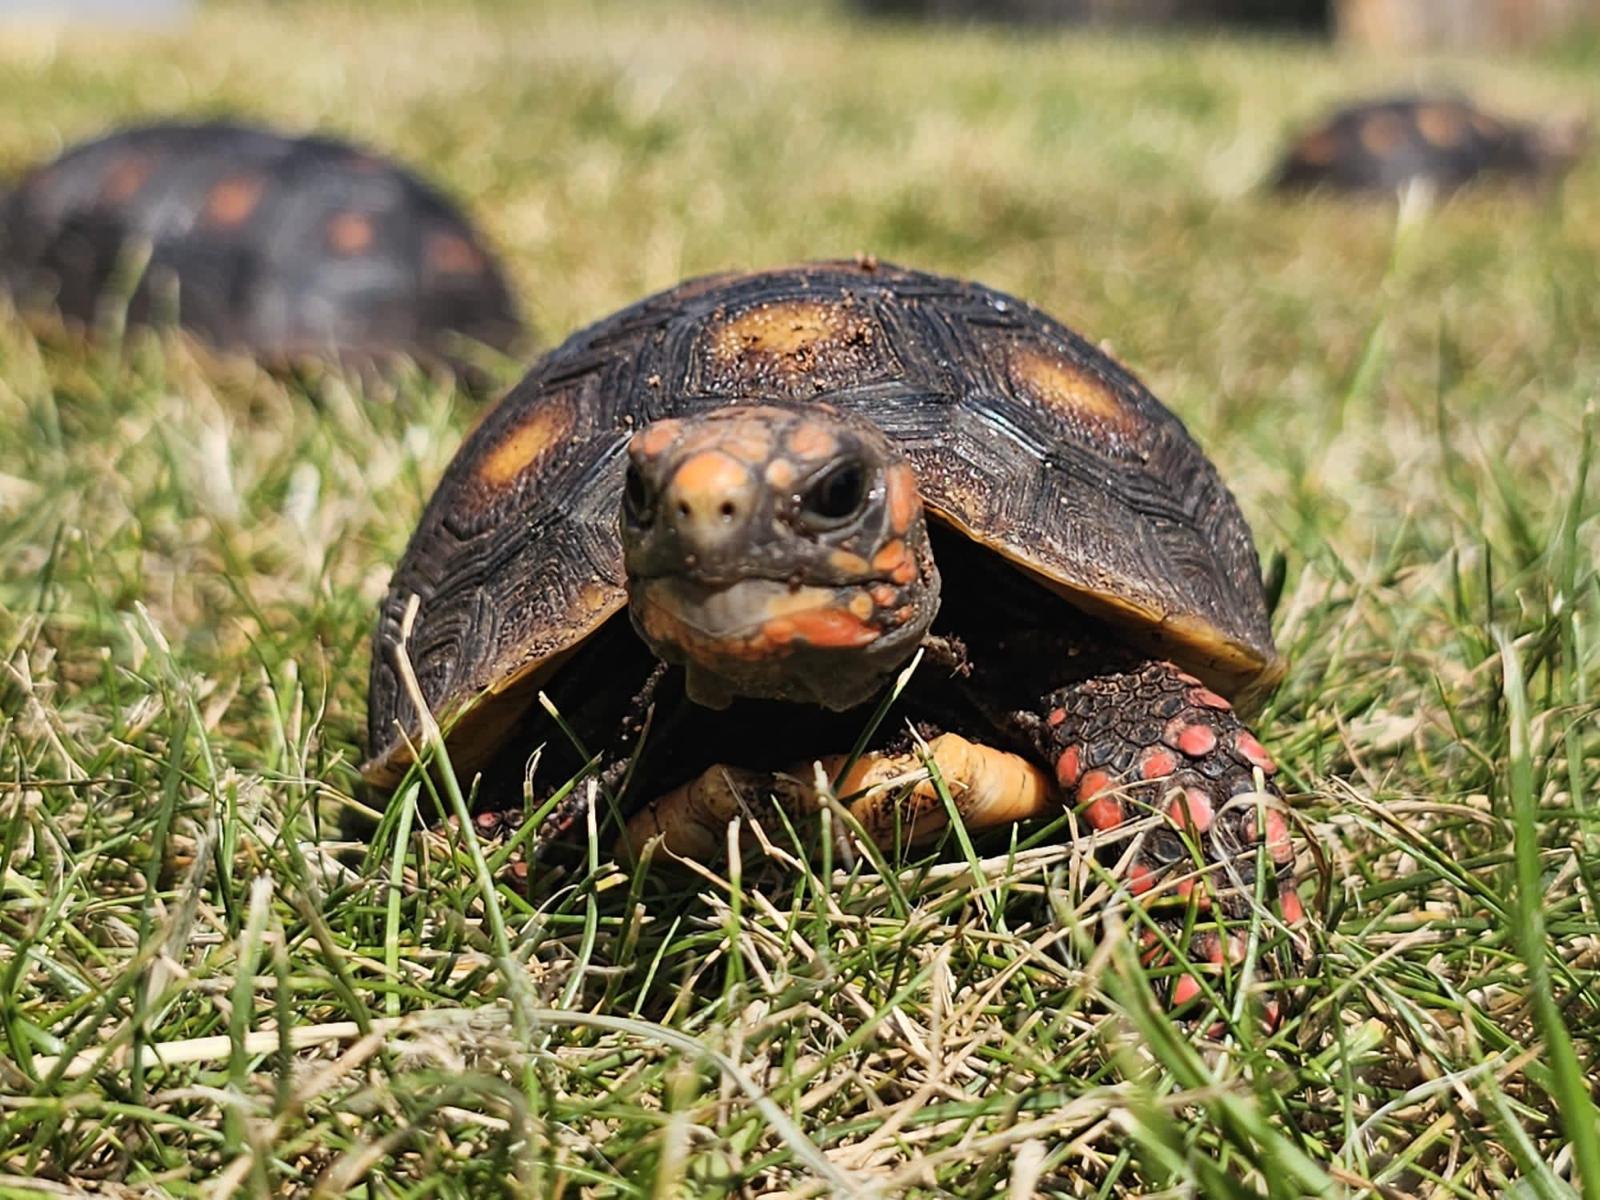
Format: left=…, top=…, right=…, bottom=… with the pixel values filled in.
left=718, top=501, right=736, bottom=519
left=677, top=501, right=691, bottom=519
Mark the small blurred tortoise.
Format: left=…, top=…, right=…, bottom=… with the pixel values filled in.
left=365, top=260, right=1302, bottom=1007
left=1273, top=95, right=1588, bottom=196
left=0, top=120, right=524, bottom=373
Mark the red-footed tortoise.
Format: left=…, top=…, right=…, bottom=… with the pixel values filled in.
left=365, top=260, right=1302, bottom=1012
left=0, top=120, right=524, bottom=374
left=1273, top=94, right=1588, bottom=196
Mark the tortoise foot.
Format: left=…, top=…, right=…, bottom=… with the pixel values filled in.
left=619, top=733, right=1056, bottom=861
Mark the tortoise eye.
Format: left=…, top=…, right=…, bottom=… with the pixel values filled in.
left=623, top=463, right=653, bottom=525
left=799, top=460, right=868, bottom=528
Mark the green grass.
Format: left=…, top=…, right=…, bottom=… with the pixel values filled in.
left=3, top=1, right=1600, bottom=1194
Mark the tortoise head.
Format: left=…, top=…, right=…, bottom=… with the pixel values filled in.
left=620, top=405, right=941, bottom=710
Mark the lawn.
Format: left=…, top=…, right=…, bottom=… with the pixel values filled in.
left=2, top=0, right=1599, bottom=1195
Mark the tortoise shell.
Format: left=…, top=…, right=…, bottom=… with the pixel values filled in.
left=0, top=120, right=524, bottom=368
left=363, top=260, right=1280, bottom=787
left=1273, top=95, right=1587, bottom=195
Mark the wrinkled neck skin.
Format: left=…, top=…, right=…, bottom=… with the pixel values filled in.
left=621, top=405, right=942, bottom=711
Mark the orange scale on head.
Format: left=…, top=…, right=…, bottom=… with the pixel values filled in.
left=830, top=549, right=871, bottom=577
left=671, top=450, right=749, bottom=505
left=786, top=606, right=879, bottom=649
left=885, top=463, right=919, bottom=535
left=785, top=422, right=838, bottom=461
left=632, top=420, right=683, bottom=461
left=764, top=457, right=799, bottom=490
left=872, top=539, right=909, bottom=576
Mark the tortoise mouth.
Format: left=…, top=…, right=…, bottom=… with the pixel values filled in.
left=632, top=576, right=881, bottom=649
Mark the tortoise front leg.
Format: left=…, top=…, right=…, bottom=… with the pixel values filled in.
left=1024, top=659, right=1296, bottom=904
left=619, top=733, right=1056, bottom=861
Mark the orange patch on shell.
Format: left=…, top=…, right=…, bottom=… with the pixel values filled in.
left=1359, top=112, right=1409, bottom=158
left=1294, top=128, right=1339, bottom=166
left=1415, top=104, right=1469, bottom=149
left=426, top=231, right=485, bottom=275
left=327, top=211, right=376, bottom=256
left=203, top=174, right=266, bottom=228
left=711, top=299, right=853, bottom=364
left=100, top=156, right=152, bottom=204
left=1008, top=344, right=1135, bottom=432
left=885, top=463, right=919, bottom=535
left=476, top=400, right=573, bottom=487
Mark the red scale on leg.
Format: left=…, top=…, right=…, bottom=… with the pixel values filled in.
left=1278, top=885, right=1305, bottom=925
left=1126, top=861, right=1158, bottom=895
left=1054, top=744, right=1082, bottom=789
left=1167, top=720, right=1217, bottom=757
left=1256, top=808, right=1295, bottom=865
left=1167, top=786, right=1214, bottom=834
left=1139, top=748, right=1179, bottom=780
left=1233, top=730, right=1277, bottom=774
left=1189, top=687, right=1232, bottom=711
left=1046, top=707, right=1067, bottom=727
left=1078, top=768, right=1122, bottom=831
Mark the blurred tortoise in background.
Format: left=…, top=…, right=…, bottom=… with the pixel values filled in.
left=0, top=120, right=524, bottom=375
left=1273, top=95, right=1589, bottom=196
left=365, top=260, right=1302, bottom=1011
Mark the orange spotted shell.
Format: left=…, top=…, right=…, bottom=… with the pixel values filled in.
left=364, top=260, right=1282, bottom=787
left=0, top=121, right=523, bottom=369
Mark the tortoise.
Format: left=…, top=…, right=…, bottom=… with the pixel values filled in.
left=1273, top=94, right=1589, bottom=196
left=365, top=260, right=1302, bottom=1006
left=0, top=120, right=524, bottom=373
